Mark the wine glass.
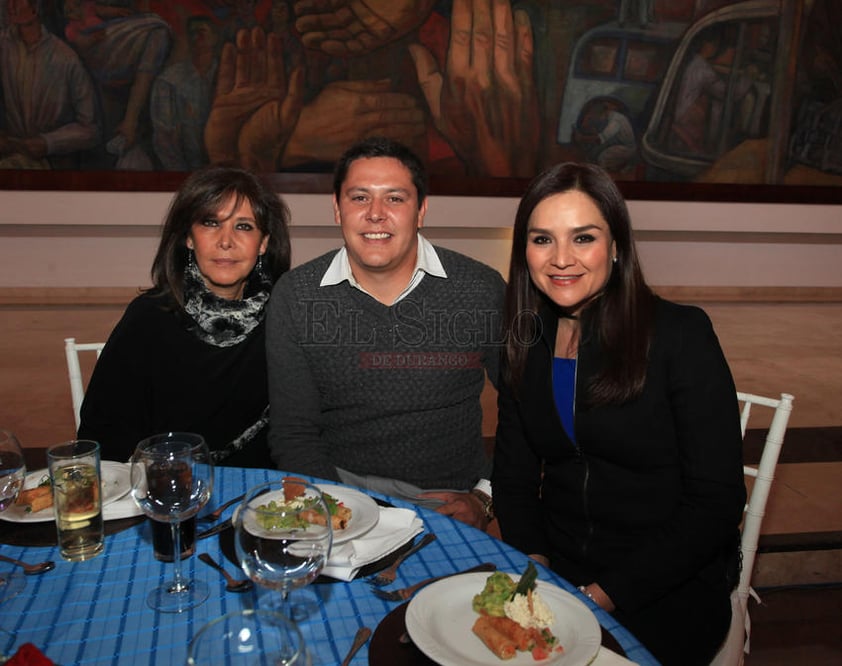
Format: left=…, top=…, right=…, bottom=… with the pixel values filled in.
left=234, top=479, right=332, bottom=620
left=130, top=432, right=213, bottom=613
left=0, top=430, right=26, bottom=603
left=187, top=609, right=305, bottom=665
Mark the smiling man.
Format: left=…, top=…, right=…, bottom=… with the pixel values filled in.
left=266, top=137, right=505, bottom=529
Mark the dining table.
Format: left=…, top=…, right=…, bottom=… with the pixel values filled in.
left=0, top=452, right=660, bottom=665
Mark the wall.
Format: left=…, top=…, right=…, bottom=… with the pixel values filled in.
left=1, top=190, right=841, bottom=298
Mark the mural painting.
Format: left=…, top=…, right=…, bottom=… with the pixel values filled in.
left=1, top=0, right=840, bottom=195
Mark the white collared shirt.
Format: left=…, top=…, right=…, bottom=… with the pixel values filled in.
left=319, top=233, right=447, bottom=303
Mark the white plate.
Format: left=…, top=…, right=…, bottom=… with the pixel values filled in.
left=316, top=484, right=379, bottom=544
left=0, top=461, right=131, bottom=523
left=239, top=484, right=379, bottom=545
left=406, top=572, right=601, bottom=666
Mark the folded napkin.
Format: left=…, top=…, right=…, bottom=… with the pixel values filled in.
left=102, top=493, right=143, bottom=521
left=5, top=643, right=54, bottom=666
left=593, top=647, right=639, bottom=665
left=322, top=507, right=424, bottom=582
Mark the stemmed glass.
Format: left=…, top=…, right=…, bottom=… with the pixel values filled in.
left=130, top=432, right=213, bottom=613
left=234, top=479, right=332, bottom=620
left=187, top=608, right=306, bottom=665
left=0, top=430, right=26, bottom=603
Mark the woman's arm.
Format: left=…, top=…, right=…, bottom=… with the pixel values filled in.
left=492, top=369, right=550, bottom=557
left=597, top=306, right=746, bottom=612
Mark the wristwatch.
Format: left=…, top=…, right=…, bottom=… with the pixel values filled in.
left=470, top=488, right=494, bottom=520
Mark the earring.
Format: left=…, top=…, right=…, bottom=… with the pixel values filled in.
left=612, top=256, right=618, bottom=264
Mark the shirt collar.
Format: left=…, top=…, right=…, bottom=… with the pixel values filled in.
left=320, top=233, right=447, bottom=302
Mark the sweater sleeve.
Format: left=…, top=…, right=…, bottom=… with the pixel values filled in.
left=597, top=306, right=746, bottom=611
left=266, top=274, right=340, bottom=481
left=77, top=300, right=156, bottom=462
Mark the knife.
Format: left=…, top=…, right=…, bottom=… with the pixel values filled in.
left=196, top=517, right=232, bottom=540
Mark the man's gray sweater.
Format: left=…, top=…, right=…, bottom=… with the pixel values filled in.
left=266, top=246, right=505, bottom=490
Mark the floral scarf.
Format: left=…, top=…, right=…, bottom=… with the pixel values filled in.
left=182, top=258, right=270, bottom=348
left=182, top=257, right=271, bottom=462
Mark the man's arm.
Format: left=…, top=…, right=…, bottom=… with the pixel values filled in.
left=266, top=275, right=340, bottom=480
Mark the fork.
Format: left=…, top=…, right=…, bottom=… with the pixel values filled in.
left=367, top=533, right=437, bottom=587
left=371, top=562, right=496, bottom=602
left=195, top=492, right=245, bottom=524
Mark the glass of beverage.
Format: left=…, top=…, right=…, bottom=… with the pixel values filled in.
left=187, top=609, right=305, bottom=665
left=0, top=429, right=26, bottom=601
left=234, top=479, right=332, bottom=620
left=151, top=515, right=195, bottom=562
left=130, top=432, right=213, bottom=613
left=47, top=439, right=104, bottom=562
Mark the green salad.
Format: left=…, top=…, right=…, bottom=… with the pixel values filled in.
left=254, top=493, right=339, bottom=530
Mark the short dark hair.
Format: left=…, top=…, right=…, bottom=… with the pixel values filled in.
left=150, top=165, right=291, bottom=307
left=504, top=162, right=655, bottom=404
left=332, top=136, right=428, bottom=204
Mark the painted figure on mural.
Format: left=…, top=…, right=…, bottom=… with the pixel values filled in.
left=572, top=97, right=638, bottom=177
left=669, top=26, right=758, bottom=155
left=0, top=0, right=100, bottom=168
left=63, top=0, right=172, bottom=168
left=150, top=15, right=219, bottom=170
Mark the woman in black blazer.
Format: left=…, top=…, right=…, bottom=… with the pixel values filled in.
left=493, top=162, right=746, bottom=665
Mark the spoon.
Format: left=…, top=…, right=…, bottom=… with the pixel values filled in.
left=0, top=553, right=55, bottom=575
left=197, top=553, right=253, bottom=593
left=340, top=626, right=371, bottom=666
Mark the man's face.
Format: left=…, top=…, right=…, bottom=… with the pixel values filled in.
left=8, top=0, right=38, bottom=25
left=333, top=156, right=426, bottom=288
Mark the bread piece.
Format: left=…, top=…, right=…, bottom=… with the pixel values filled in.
left=16, top=484, right=53, bottom=512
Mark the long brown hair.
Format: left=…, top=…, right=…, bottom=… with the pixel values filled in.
left=503, top=162, right=655, bottom=405
left=150, top=165, right=291, bottom=308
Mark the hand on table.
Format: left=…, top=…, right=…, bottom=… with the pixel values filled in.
left=408, top=0, right=540, bottom=177
left=204, top=27, right=304, bottom=171
left=420, top=490, right=488, bottom=530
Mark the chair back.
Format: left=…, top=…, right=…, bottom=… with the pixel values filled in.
left=710, top=391, right=794, bottom=666
left=64, top=337, right=106, bottom=431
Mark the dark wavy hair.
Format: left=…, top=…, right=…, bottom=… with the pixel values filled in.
left=150, top=165, right=291, bottom=307
left=332, top=136, right=428, bottom=205
left=503, top=162, right=655, bottom=405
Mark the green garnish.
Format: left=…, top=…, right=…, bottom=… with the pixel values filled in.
left=512, top=561, right=538, bottom=599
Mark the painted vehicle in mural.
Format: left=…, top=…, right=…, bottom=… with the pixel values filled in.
left=556, top=19, right=690, bottom=145
left=640, top=0, right=842, bottom=184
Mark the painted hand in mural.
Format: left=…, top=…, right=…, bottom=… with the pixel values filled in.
left=280, top=79, right=426, bottom=167
left=291, top=0, right=437, bottom=56
left=409, top=0, right=541, bottom=177
left=204, top=28, right=304, bottom=171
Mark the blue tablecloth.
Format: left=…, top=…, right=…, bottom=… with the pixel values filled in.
left=0, top=466, right=659, bottom=665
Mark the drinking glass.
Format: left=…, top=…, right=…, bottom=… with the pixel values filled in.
left=187, top=609, right=305, bottom=665
left=0, top=430, right=26, bottom=602
left=234, top=479, right=332, bottom=619
left=130, top=432, right=213, bottom=613
left=48, top=439, right=104, bottom=561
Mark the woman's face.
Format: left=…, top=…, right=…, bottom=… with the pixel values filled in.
left=186, top=194, right=268, bottom=300
left=525, top=190, right=616, bottom=316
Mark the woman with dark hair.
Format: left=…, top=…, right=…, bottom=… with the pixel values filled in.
left=493, top=162, right=745, bottom=665
left=79, top=165, right=291, bottom=468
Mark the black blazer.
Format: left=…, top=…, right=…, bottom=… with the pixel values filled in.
left=493, top=297, right=745, bottom=612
